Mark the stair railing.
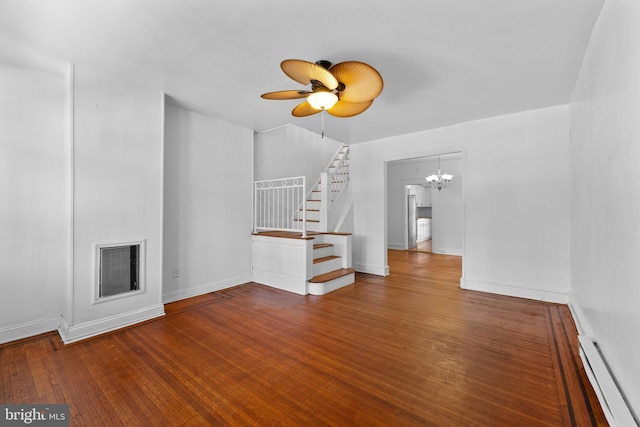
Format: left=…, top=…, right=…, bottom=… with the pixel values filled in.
left=254, top=176, right=306, bottom=237
left=326, top=146, right=350, bottom=205
left=315, top=145, right=349, bottom=230
left=306, top=144, right=350, bottom=206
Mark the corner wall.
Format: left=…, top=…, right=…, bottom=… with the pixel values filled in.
left=254, top=124, right=342, bottom=193
left=163, top=103, right=253, bottom=303
left=569, top=0, right=640, bottom=423
left=0, top=63, right=67, bottom=342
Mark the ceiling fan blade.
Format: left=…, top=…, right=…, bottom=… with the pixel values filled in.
left=292, top=101, right=322, bottom=117
left=327, top=99, right=374, bottom=118
left=330, top=61, right=383, bottom=103
left=261, top=90, right=310, bottom=100
left=281, top=59, right=339, bottom=90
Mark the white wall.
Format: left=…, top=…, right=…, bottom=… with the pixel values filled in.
left=569, top=0, right=640, bottom=421
left=254, top=124, right=342, bottom=193
left=431, top=156, right=464, bottom=255
left=163, top=104, right=253, bottom=303
left=0, top=64, right=254, bottom=343
left=351, top=105, right=571, bottom=302
left=387, top=155, right=463, bottom=254
left=0, top=63, right=67, bottom=342
left=61, top=65, right=164, bottom=341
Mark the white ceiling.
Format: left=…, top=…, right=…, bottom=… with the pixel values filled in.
left=0, top=0, right=603, bottom=143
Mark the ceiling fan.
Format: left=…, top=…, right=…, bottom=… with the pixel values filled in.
left=261, top=59, right=383, bottom=118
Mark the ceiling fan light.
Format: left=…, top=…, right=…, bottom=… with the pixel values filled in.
left=307, top=91, right=338, bottom=110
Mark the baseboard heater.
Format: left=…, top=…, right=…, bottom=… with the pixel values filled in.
left=579, top=336, right=638, bottom=427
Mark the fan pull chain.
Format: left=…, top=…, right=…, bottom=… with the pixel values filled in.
left=321, top=110, right=325, bottom=138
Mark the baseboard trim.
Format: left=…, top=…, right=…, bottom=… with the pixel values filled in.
left=58, top=304, right=165, bottom=344
left=353, top=263, right=389, bottom=276
left=569, top=302, right=638, bottom=427
left=462, top=277, right=568, bottom=304
left=162, top=274, right=251, bottom=304
left=251, top=271, right=307, bottom=295
left=0, top=317, right=61, bottom=344
left=579, top=337, right=637, bottom=427
left=387, top=243, right=404, bottom=250
left=432, top=247, right=463, bottom=256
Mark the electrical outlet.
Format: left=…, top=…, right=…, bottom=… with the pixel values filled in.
left=172, top=268, right=180, bottom=278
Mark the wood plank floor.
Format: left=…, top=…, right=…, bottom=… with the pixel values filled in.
left=409, top=239, right=432, bottom=253
left=1, top=250, right=607, bottom=426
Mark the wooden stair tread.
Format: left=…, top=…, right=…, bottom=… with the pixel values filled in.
left=252, top=230, right=350, bottom=238
left=252, top=231, right=314, bottom=240
left=313, top=255, right=340, bottom=264
left=313, top=243, right=333, bottom=249
left=309, top=268, right=355, bottom=283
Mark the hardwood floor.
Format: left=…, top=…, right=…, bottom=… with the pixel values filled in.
left=1, top=251, right=606, bottom=426
left=409, top=239, right=432, bottom=253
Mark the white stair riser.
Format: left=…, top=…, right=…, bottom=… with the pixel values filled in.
left=313, top=246, right=334, bottom=259
left=305, top=210, right=320, bottom=221
left=308, top=192, right=321, bottom=201
left=306, top=222, right=324, bottom=232
left=308, top=273, right=355, bottom=296
left=314, top=257, right=343, bottom=276
left=306, top=200, right=321, bottom=210
left=294, top=218, right=320, bottom=224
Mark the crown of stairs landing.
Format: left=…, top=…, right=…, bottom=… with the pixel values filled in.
left=251, top=231, right=355, bottom=296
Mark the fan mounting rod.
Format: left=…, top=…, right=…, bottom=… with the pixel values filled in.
left=315, top=60, right=332, bottom=69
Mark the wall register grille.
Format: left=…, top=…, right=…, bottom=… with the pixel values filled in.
left=93, top=239, right=146, bottom=303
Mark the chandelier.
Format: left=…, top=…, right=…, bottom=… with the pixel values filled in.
left=425, top=156, right=453, bottom=191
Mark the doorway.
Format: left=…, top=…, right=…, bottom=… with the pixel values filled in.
left=386, top=152, right=463, bottom=258
left=406, top=184, right=433, bottom=253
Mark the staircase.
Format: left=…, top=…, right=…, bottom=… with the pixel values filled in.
left=297, top=144, right=350, bottom=233
left=252, top=144, right=354, bottom=295
left=308, top=233, right=355, bottom=295
left=250, top=230, right=354, bottom=295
